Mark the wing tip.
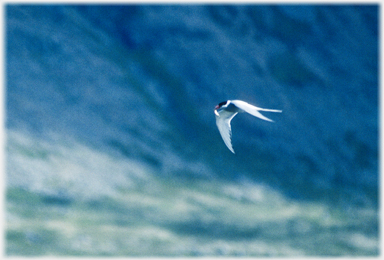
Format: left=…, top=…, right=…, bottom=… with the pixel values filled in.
left=226, top=145, right=235, bottom=153
left=225, top=143, right=235, bottom=154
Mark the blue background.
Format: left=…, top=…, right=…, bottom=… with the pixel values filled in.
left=6, top=4, right=379, bottom=256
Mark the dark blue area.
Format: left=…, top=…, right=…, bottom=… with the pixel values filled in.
left=6, top=4, right=379, bottom=209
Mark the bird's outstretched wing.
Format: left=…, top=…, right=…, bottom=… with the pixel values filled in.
left=231, top=100, right=282, bottom=122
left=215, top=110, right=238, bottom=153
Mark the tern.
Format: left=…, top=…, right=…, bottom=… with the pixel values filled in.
left=214, top=100, right=282, bottom=153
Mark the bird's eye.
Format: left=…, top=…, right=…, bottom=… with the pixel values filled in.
left=217, top=101, right=227, bottom=108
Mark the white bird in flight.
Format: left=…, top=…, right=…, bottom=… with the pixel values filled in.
left=214, top=100, right=282, bottom=153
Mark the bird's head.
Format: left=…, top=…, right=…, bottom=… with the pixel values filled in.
left=215, top=101, right=228, bottom=110
left=215, top=101, right=228, bottom=116
left=214, top=101, right=228, bottom=116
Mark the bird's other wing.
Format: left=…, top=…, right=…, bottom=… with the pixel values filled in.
left=215, top=110, right=238, bottom=153
left=231, top=100, right=282, bottom=122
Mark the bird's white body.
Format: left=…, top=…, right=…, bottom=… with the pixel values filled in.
left=214, top=100, right=282, bottom=153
